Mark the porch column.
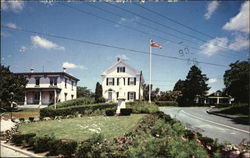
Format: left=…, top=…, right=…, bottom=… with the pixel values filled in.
left=24, top=92, right=27, bottom=105
left=54, top=89, right=57, bottom=109
left=39, top=91, right=42, bottom=105
left=216, top=97, right=220, bottom=104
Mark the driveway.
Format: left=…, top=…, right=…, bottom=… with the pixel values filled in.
left=160, top=107, right=250, bottom=144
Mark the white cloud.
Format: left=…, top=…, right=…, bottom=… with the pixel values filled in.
left=228, top=34, right=249, bottom=51
left=1, top=0, right=24, bottom=12
left=62, top=62, right=87, bottom=70
left=204, top=1, right=219, bottom=20
left=200, top=37, right=228, bottom=56
left=6, top=23, right=17, bottom=29
left=223, top=1, right=249, bottom=34
left=40, top=0, right=55, bottom=6
left=208, top=78, right=217, bottom=83
left=116, top=54, right=129, bottom=61
left=19, top=46, right=27, bottom=53
left=114, top=17, right=139, bottom=28
left=31, top=36, right=65, bottom=51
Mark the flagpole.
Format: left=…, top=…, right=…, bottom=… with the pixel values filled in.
left=149, top=39, right=152, bottom=103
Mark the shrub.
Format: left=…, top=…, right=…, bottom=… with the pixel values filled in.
left=75, top=133, right=112, bottom=158
left=120, top=108, right=132, bottom=116
left=29, top=117, right=34, bottom=122
left=105, top=109, right=116, bottom=116
left=33, top=136, right=54, bottom=153
left=11, top=133, right=36, bottom=146
left=127, top=102, right=158, bottom=114
left=55, top=97, right=95, bottom=108
left=57, top=140, right=77, bottom=157
left=40, top=103, right=117, bottom=118
left=155, top=101, right=178, bottom=106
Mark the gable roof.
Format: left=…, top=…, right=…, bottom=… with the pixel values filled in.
left=101, top=60, right=141, bottom=76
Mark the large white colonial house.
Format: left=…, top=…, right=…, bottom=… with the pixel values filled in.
left=15, top=71, right=79, bottom=106
left=101, top=58, right=144, bottom=102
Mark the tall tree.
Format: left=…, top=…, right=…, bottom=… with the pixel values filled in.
left=0, top=65, right=27, bottom=110
left=95, top=82, right=104, bottom=103
left=177, top=65, right=210, bottom=106
left=224, top=61, right=249, bottom=103
left=77, top=86, right=94, bottom=98
left=173, top=79, right=185, bottom=92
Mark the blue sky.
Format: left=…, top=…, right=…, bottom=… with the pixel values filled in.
left=1, top=1, right=249, bottom=93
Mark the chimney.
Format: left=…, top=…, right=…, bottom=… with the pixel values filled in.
left=30, top=68, right=34, bottom=73
left=63, top=67, right=66, bottom=72
left=117, top=57, right=121, bottom=62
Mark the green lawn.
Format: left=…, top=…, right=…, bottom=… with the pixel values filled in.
left=219, top=104, right=249, bottom=117
left=19, top=114, right=145, bottom=141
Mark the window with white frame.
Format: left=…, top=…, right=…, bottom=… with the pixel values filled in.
left=107, top=78, right=114, bottom=86
left=128, top=77, right=136, bottom=85
left=128, top=92, right=136, bottom=101
left=50, top=77, right=57, bottom=86
left=117, top=66, right=125, bottom=73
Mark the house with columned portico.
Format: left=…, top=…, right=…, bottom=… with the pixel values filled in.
left=15, top=71, right=79, bottom=107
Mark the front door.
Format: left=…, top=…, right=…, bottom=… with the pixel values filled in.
left=108, top=91, right=112, bottom=100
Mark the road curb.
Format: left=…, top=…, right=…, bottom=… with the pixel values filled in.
left=0, top=141, right=43, bottom=157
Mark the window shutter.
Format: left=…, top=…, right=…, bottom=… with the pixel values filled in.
left=123, top=67, right=125, bottom=72
left=134, top=77, right=136, bottom=85
left=127, top=92, right=129, bottom=100
left=128, top=78, right=130, bottom=85
left=106, top=78, right=108, bottom=86
left=117, top=67, right=119, bottom=73
left=134, top=92, right=136, bottom=100
left=123, top=78, right=125, bottom=85
left=112, top=78, right=114, bottom=85
left=117, top=78, right=119, bottom=85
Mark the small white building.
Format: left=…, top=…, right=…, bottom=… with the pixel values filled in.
left=15, top=71, right=79, bottom=106
left=101, top=58, right=144, bottom=102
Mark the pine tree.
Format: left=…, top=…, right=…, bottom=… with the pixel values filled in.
left=95, top=82, right=104, bottom=103
left=177, top=65, right=210, bottom=106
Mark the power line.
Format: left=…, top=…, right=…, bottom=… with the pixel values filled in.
left=134, top=3, right=218, bottom=40
left=105, top=2, right=242, bottom=56
left=2, top=25, right=228, bottom=68
left=62, top=2, right=236, bottom=59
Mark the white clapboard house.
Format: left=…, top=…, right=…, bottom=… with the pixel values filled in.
left=15, top=70, right=79, bottom=106
left=101, top=58, right=144, bottom=102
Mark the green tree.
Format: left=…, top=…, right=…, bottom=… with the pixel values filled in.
left=173, top=79, right=185, bottom=92
left=77, top=86, right=94, bottom=98
left=224, top=61, right=249, bottom=103
left=143, top=84, right=160, bottom=101
left=177, top=65, right=210, bottom=106
left=158, top=91, right=182, bottom=101
left=95, top=82, right=104, bottom=103
left=0, top=65, right=27, bottom=110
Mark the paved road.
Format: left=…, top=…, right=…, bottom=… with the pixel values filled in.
left=160, top=107, right=250, bottom=144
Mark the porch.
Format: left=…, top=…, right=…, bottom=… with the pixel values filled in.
left=23, top=88, right=61, bottom=105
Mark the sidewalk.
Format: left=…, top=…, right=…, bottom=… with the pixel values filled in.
left=0, top=141, right=43, bottom=157
left=206, top=107, right=249, bottom=124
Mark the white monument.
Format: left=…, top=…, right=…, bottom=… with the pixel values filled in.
left=116, top=77, right=126, bottom=114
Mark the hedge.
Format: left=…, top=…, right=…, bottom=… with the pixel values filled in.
left=52, top=97, right=95, bottom=109
left=155, top=101, right=178, bottom=106
left=127, top=101, right=159, bottom=114
left=40, top=103, right=117, bottom=118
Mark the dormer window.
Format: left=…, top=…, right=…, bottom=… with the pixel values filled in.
left=117, top=67, right=125, bottom=73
